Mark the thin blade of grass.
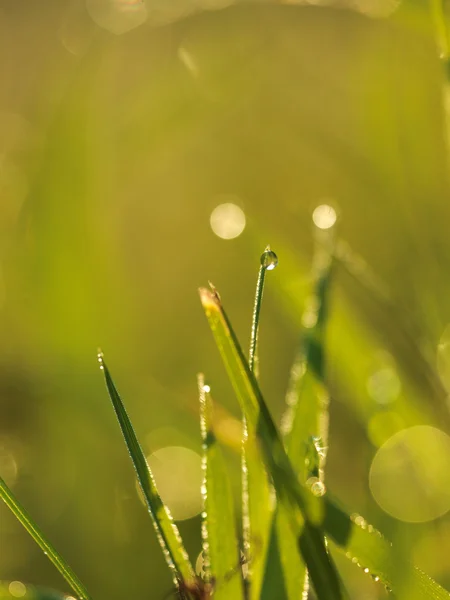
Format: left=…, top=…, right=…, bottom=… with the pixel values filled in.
left=0, top=477, right=92, bottom=600
left=198, top=374, right=244, bottom=600
left=263, top=235, right=334, bottom=600
left=244, top=248, right=278, bottom=600
left=199, top=287, right=346, bottom=600
left=97, top=352, right=195, bottom=588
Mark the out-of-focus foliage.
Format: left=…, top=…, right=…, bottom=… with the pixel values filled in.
left=1, top=1, right=450, bottom=599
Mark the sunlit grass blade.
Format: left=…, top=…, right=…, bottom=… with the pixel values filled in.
left=282, top=236, right=333, bottom=479
left=264, top=235, right=334, bottom=600
left=324, top=499, right=450, bottom=600
left=198, top=374, right=244, bottom=600
left=0, top=477, right=92, bottom=600
left=97, top=351, right=195, bottom=588
left=199, top=287, right=346, bottom=600
left=243, top=247, right=278, bottom=600
left=260, top=503, right=307, bottom=600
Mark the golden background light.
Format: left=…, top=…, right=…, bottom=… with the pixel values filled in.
left=369, top=426, right=450, bottom=523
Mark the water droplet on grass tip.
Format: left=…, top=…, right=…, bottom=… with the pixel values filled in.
left=260, top=247, right=278, bottom=271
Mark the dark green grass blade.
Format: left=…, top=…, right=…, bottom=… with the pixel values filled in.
left=198, top=374, right=244, bottom=600
left=98, top=352, right=195, bottom=587
left=199, top=287, right=346, bottom=600
left=0, top=478, right=92, bottom=600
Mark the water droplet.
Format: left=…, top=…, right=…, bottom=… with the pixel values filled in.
left=202, top=384, right=211, bottom=393
left=260, top=247, right=278, bottom=271
left=363, top=567, right=369, bottom=573
left=306, top=477, right=326, bottom=497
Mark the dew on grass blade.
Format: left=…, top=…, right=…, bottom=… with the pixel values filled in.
left=260, top=246, right=278, bottom=271
left=306, top=477, right=326, bottom=497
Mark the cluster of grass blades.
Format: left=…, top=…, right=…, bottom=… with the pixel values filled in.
left=2, top=232, right=450, bottom=600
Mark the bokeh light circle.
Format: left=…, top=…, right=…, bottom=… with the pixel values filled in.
left=147, top=446, right=203, bottom=521
left=369, top=426, right=450, bottom=523
left=210, top=201, right=246, bottom=239
left=312, top=204, right=337, bottom=230
left=8, top=582, right=26, bottom=598
left=86, top=0, right=148, bottom=35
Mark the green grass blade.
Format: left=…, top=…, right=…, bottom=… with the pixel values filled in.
left=0, top=477, right=92, bottom=600
left=282, top=243, right=333, bottom=480
left=260, top=502, right=308, bottom=600
left=244, top=248, right=278, bottom=600
left=324, top=498, right=450, bottom=599
left=199, top=287, right=346, bottom=600
left=198, top=374, right=244, bottom=600
left=242, top=427, right=274, bottom=600
left=199, top=286, right=450, bottom=600
left=263, top=240, right=334, bottom=600
left=97, top=351, right=195, bottom=587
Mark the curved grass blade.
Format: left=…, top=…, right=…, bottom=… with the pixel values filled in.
left=199, top=286, right=450, bottom=599
left=0, top=477, right=92, bottom=600
left=243, top=247, right=278, bottom=600
left=199, top=287, right=346, bottom=600
left=198, top=375, right=244, bottom=600
left=97, top=351, right=195, bottom=588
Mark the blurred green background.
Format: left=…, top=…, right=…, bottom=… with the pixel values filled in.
left=1, top=0, right=450, bottom=598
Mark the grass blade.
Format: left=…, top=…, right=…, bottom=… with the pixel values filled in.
left=199, top=287, right=346, bottom=600
left=199, top=285, right=450, bottom=600
left=97, top=351, right=195, bottom=588
left=198, top=375, right=244, bottom=600
left=243, top=248, right=278, bottom=600
left=263, top=236, right=334, bottom=600
left=282, top=241, right=333, bottom=479
left=0, top=477, right=92, bottom=600
left=324, top=499, right=450, bottom=600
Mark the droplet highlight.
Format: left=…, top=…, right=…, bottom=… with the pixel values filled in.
left=260, top=247, right=278, bottom=271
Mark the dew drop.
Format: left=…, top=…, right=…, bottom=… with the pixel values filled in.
left=363, top=567, right=370, bottom=573
left=202, top=384, right=211, bottom=393
left=260, top=247, right=278, bottom=271
left=306, top=477, right=326, bottom=497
